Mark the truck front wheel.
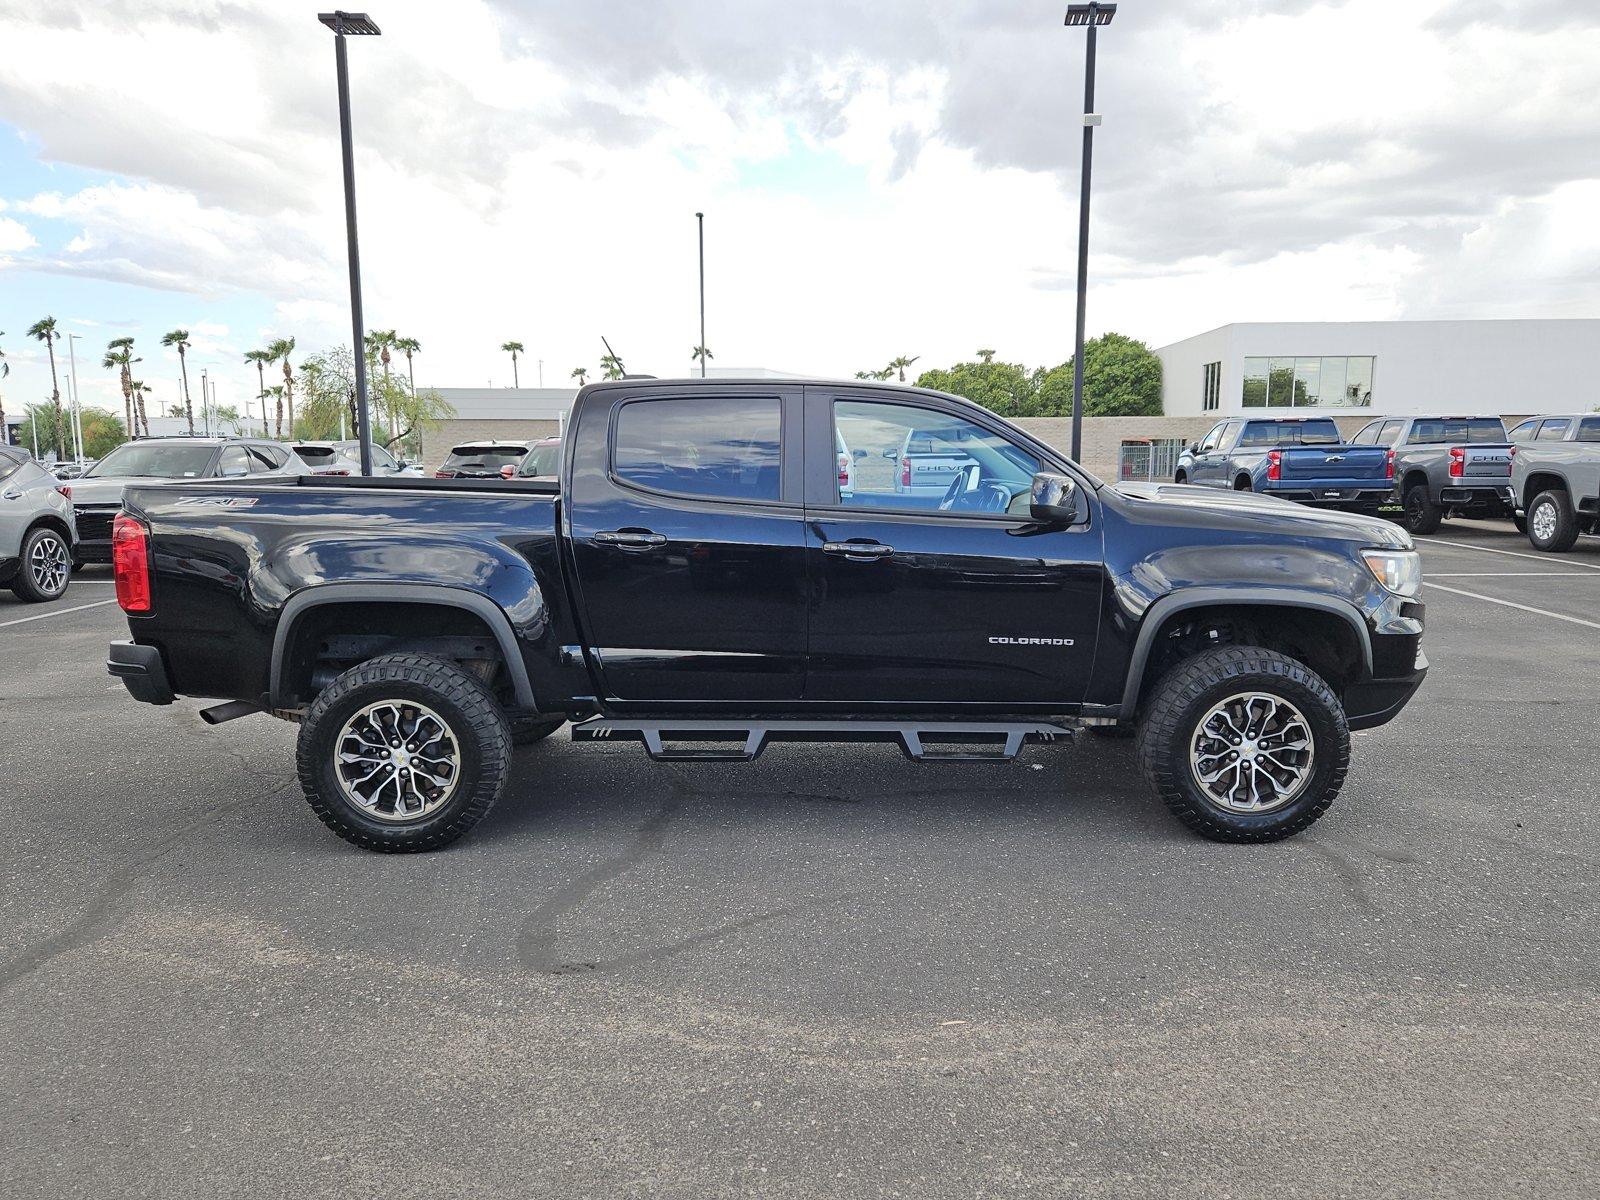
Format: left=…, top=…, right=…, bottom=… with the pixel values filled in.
left=1137, top=646, right=1349, bottom=843
left=296, top=653, right=511, bottom=852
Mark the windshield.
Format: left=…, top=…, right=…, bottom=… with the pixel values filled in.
left=444, top=446, right=526, bottom=473
left=1407, top=418, right=1507, bottom=444
left=1239, top=420, right=1341, bottom=447
left=85, top=442, right=217, bottom=478
left=519, top=442, right=562, bottom=477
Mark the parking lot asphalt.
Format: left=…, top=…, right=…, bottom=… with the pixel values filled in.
left=2, top=526, right=1597, bottom=1199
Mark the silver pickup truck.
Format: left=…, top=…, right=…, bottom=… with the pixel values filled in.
left=1508, top=413, right=1600, bottom=552
left=1351, top=415, right=1514, bottom=535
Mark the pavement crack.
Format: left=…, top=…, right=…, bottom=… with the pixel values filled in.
left=1298, top=835, right=1378, bottom=908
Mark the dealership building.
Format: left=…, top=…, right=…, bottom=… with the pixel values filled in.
left=1155, top=318, right=1599, bottom=420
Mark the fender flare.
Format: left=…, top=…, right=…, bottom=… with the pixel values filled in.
left=269, top=582, right=538, bottom=709
left=1118, top=587, right=1373, bottom=718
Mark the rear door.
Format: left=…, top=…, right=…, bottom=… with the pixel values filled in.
left=802, top=388, right=1102, bottom=708
left=566, top=386, right=808, bottom=703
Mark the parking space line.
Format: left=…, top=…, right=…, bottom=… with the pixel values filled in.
left=0, top=599, right=118, bottom=628
left=1427, top=571, right=1600, bottom=578
left=1415, top=536, right=1600, bottom=570
left=1423, top=581, right=1600, bottom=630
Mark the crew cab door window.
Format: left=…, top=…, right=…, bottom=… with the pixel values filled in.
left=613, top=397, right=781, bottom=502
left=1351, top=422, right=1381, bottom=445
left=1378, top=420, right=1405, bottom=445
left=1198, top=423, right=1226, bottom=452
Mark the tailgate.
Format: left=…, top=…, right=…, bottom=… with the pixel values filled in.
left=1278, top=445, right=1390, bottom=483
left=1457, top=443, right=1513, bottom=480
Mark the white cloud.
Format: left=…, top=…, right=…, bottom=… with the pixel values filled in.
left=0, top=216, right=36, bottom=253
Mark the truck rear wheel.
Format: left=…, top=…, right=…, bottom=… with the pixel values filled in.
left=1401, top=485, right=1442, bottom=535
left=1526, top=489, right=1578, bottom=552
left=296, top=653, right=511, bottom=852
left=1137, top=646, right=1349, bottom=843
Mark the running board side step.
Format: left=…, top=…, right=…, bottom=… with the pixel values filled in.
left=570, top=718, right=1073, bottom=763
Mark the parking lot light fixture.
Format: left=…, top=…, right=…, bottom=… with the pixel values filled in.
left=1064, top=1, right=1115, bottom=464
left=318, top=11, right=381, bottom=475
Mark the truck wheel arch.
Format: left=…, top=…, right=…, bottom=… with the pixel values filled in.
left=1520, top=470, right=1568, bottom=509
left=1118, top=589, right=1373, bottom=719
left=269, top=583, right=538, bottom=710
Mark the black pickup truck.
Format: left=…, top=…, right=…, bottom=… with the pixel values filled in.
left=107, top=379, right=1428, bottom=851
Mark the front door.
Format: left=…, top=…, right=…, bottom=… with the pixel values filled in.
left=1190, top=421, right=1231, bottom=487
left=566, top=387, right=808, bottom=703
left=802, top=390, right=1103, bottom=708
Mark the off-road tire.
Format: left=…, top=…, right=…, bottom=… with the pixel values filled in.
left=11, top=525, right=72, bottom=603
left=296, top=653, right=511, bottom=852
left=510, top=716, right=567, bottom=746
left=1401, top=485, right=1442, bottom=535
left=1526, top=489, right=1578, bottom=553
left=1137, top=645, right=1350, bottom=843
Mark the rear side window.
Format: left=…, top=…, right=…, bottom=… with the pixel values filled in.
left=1408, top=418, right=1507, bottom=444
left=1535, top=418, right=1571, bottom=441
left=217, top=446, right=252, bottom=477
left=613, top=397, right=781, bottom=502
left=1239, top=420, right=1340, bottom=447
left=1577, top=417, right=1600, bottom=443
left=0, top=448, right=23, bottom=483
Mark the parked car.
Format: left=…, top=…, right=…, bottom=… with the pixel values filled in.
left=435, top=441, right=529, bottom=479
left=108, top=379, right=1427, bottom=852
left=505, top=436, right=563, bottom=480
left=0, top=444, right=77, bottom=602
left=50, top=460, right=94, bottom=480
left=891, top=424, right=977, bottom=498
left=70, top=436, right=305, bottom=564
left=1508, top=413, right=1600, bottom=552
left=1350, top=415, right=1514, bottom=534
left=1174, top=417, right=1393, bottom=512
left=291, top=440, right=422, bottom=478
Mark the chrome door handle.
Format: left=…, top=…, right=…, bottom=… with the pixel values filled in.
left=593, top=529, right=667, bottom=549
left=823, top=541, right=893, bottom=559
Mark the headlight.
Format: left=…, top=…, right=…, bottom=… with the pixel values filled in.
left=1362, top=549, right=1422, bottom=598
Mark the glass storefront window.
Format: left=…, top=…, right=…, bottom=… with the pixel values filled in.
left=1241, top=356, right=1374, bottom=408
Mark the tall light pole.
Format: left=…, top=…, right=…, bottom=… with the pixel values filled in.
left=319, top=10, right=381, bottom=475
left=695, top=211, right=706, bottom=378
left=1064, top=2, right=1115, bottom=464
left=65, top=332, right=85, bottom=462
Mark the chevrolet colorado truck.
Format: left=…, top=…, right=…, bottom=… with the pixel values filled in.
left=106, top=379, right=1428, bottom=852
left=1508, top=413, right=1600, bottom=552
left=1349, top=415, right=1514, bottom=535
left=1174, top=417, right=1392, bottom=512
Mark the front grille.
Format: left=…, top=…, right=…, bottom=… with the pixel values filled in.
left=74, top=509, right=116, bottom=542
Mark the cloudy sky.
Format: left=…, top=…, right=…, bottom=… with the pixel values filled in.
left=1, top=0, right=1597, bottom=426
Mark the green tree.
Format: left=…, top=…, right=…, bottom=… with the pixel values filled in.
left=161, top=329, right=195, bottom=435
left=395, top=335, right=421, bottom=396
left=501, top=340, right=525, bottom=387
left=365, top=329, right=399, bottom=438
left=916, top=350, right=1037, bottom=417
left=263, top=384, right=286, bottom=439
left=570, top=366, right=589, bottom=387
left=244, top=348, right=274, bottom=436
left=297, top=347, right=358, bottom=440
left=26, top=317, right=68, bottom=459
left=599, top=352, right=625, bottom=380
left=854, top=367, right=893, bottom=381
left=104, top=338, right=140, bottom=436
left=267, top=336, right=297, bottom=437
left=888, top=355, right=920, bottom=383
left=213, top=404, right=243, bottom=435
left=78, top=406, right=128, bottom=458
left=691, top=345, right=713, bottom=374
left=1034, top=333, right=1163, bottom=418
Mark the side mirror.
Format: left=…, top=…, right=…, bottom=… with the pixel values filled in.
left=853, top=448, right=867, bottom=461
left=1187, top=442, right=1200, bottom=455
left=500, top=464, right=517, bottom=480
left=882, top=448, right=897, bottom=460
left=1029, top=472, right=1082, bottom=525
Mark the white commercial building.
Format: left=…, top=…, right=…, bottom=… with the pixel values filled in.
left=1156, top=319, right=1600, bottom=420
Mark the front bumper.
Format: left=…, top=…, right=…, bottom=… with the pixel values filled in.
left=107, top=640, right=175, bottom=705
left=73, top=508, right=118, bottom=563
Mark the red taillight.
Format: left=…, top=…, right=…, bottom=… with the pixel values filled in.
left=1509, top=445, right=1517, bottom=460
left=900, top=456, right=911, bottom=488
left=433, top=470, right=453, bottom=479
left=1267, top=449, right=1282, bottom=481
left=1448, top=446, right=1465, bottom=478
left=57, top=484, right=71, bottom=499
left=1385, top=448, right=1395, bottom=480
left=315, top=468, right=351, bottom=476
left=838, top=453, right=850, bottom=486
left=112, top=513, right=151, bottom=613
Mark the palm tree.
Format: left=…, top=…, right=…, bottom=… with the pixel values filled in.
left=263, top=384, right=286, bottom=437
left=366, top=330, right=399, bottom=440
left=244, top=348, right=273, bottom=436
left=888, top=355, right=920, bottom=383
left=855, top=367, right=893, bottom=381
left=104, top=338, right=139, bottom=436
left=27, top=317, right=67, bottom=460
left=599, top=353, right=625, bottom=381
left=267, top=337, right=296, bottom=437
left=691, top=345, right=713, bottom=375
left=130, top=380, right=153, bottom=434
left=500, top=340, right=525, bottom=388
left=395, top=335, right=420, bottom=394
left=161, top=329, right=195, bottom=434
left=570, top=366, right=589, bottom=387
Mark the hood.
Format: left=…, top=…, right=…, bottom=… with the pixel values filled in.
left=1112, top=481, right=1412, bottom=549
left=67, top=477, right=133, bottom=507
